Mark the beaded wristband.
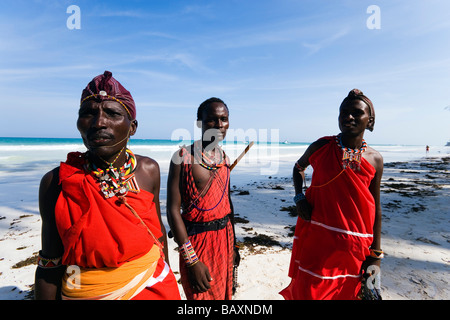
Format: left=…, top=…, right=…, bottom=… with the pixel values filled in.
left=293, top=193, right=306, bottom=204
left=37, top=251, right=63, bottom=268
left=180, top=240, right=199, bottom=267
left=369, top=248, right=384, bottom=259
left=295, top=162, right=306, bottom=172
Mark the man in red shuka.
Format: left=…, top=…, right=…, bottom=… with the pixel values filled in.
left=34, top=71, right=180, bottom=300
left=280, top=89, right=384, bottom=300
left=167, top=97, right=239, bottom=300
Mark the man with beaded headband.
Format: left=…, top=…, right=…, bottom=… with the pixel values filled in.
left=280, top=89, right=383, bottom=300
left=34, top=71, right=180, bottom=300
left=167, top=97, right=239, bottom=300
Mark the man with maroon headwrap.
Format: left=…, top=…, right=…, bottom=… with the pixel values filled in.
left=35, top=71, right=180, bottom=300
left=280, top=89, right=383, bottom=300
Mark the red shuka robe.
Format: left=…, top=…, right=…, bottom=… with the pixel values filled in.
left=55, top=152, right=180, bottom=300
left=178, top=147, right=234, bottom=300
left=280, top=136, right=376, bottom=300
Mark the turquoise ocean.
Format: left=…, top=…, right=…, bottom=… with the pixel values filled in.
left=1, top=136, right=446, bottom=168
left=0, top=136, right=448, bottom=209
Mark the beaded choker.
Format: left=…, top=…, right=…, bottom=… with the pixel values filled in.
left=194, top=141, right=227, bottom=170
left=86, top=148, right=140, bottom=198
left=336, top=134, right=367, bottom=171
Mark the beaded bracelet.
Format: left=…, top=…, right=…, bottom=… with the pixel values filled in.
left=37, top=251, right=63, bottom=268
left=369, top=248, right=384, bottom=259
left=293, top=193, right=306, bottom=204
left=295, top=162, right=306, bottom=172
left=179, top=240, right=199, bottom=267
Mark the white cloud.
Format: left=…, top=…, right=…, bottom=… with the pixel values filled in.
left=302, top=28, right=349, bottom=55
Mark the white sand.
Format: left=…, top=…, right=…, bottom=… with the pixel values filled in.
left=0, top=155, right=449, bottom=300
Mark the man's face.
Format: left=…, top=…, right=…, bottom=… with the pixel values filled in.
left=338, top=100, right=373, bottom=136
left=77, top=99, right=136, bottom=157
left=200, top=102, right=230, bottom=143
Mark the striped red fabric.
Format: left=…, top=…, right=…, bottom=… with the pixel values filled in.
left=178, top=147, right=234, bottom=300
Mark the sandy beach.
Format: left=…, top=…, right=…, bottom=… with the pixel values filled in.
left=0, top=153, right=449, bottom=300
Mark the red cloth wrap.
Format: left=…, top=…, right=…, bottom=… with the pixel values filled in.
left=55, top=152, right=162, bottom=268
left=280, top=136, right=376, bottom=300
left=178, top=147, right=234, bottom=300
left=132, top=258, right=181, bottom=300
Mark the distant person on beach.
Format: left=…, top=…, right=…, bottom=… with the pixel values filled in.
left=34, top=71, right=180, bottom=300
left=426, top=145, right=429, bottom=156
left=280, top=89, right=384, bottom=300
left=167, top=97, right=239, bottom=300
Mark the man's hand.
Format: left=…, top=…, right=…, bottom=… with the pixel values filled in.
left=233, top=246, right=241, bottom=267
left=188, top=261, right=213, bottom=293
left=296, top=199, right=312, bottom=221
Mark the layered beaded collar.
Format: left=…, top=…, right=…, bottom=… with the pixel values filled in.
left=85, top=148, right=140, bottom=198
left=194, top=140, right=227, bottom=170
left=336, top=134, right=368, bottom=171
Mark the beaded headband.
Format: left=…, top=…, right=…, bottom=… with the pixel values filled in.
left=80, top=91, right=133, bottom=120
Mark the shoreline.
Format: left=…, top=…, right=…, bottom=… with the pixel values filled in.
left=0, top=155, right=449, bottom=300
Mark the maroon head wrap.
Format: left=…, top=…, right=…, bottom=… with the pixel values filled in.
left=342, top=88, right=375, bottom=132
left=80, top=71, right=136, bottom=120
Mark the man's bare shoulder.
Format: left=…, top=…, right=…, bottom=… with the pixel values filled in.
left=39, top=167, right=61, bottom=220
left=170, top=145, right=192, bottom=166
left=40, top=167, right=60, bottom=192
left=134, top=155, right=161, bottom=193
left=135, top=155, right=160, bottom=175
left=366, top=146, right=383, bottom=161
left=366, top=146, right=384, bottom=171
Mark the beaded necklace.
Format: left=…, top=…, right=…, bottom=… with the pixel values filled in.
left=194, top=141, right=227, bottom=170
left=336, top=134, right=367, bottom=171
left=86, top=148, right=140, bottom=198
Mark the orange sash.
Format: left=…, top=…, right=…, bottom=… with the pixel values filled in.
left=62, top=246, right=159, bottom=300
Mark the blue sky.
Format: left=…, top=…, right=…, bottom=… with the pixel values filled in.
left=1, top=0, right=449, bottom=145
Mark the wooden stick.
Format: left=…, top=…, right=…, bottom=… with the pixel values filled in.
left=230, top=141, right=254, bottom=171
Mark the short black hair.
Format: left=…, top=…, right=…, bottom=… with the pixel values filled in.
left=197, top=97, right=228, bottom=120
